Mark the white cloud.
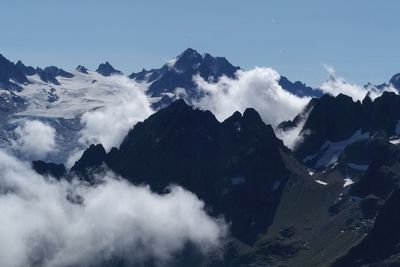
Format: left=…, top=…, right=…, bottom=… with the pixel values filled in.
left=78, top=76, right=154, bottom=151
left=192, top=67, right=311, bottom=127
left=275, top=107, right=313, bottom=150
left=0, top=150, right=227, bottom=267
left=320, top=64, right=397, bottom=101
left=11, top=120, right=57, bottom=159
left=65, top=148, right=85, bottom=169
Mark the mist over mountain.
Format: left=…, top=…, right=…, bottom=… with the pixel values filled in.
left=1, top=48, right=400, bottom=266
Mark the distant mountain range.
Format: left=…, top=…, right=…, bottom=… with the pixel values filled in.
left=2, top=49, right=400, bottom=266
left=1, top=48, right=399, bottom=108
left=0, top=48, right=328, bottom=162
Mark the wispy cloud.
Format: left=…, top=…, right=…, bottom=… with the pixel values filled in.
left=320, top=64, right=397, bottom=101
left=78, top=76, right=154, bottom=151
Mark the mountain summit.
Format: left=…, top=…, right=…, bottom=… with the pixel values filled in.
left=72, top=99, right=295, bottom=244
left=129, top=48, right=319, bottom=107
left=96, top=61, right=122, bottom=76
left=129, top=48, right=240, bottom=101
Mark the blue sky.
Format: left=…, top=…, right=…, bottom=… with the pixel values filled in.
left=1, top=0, right=399, bottom=86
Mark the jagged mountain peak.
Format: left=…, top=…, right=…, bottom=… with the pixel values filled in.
left=70, top=144, right=107, bottom=178
left=243, top=107, right=265, bottom=125
left=128, top=48, right=240, bottom=106
left=35, top=66, right=74, bottom=85
left=278, top=75, right=322, bottom=97
left=175, top=47, right=203, bottom=61
left=76, top=65, right=89, bottom=74
left=164, top=48, right=239, bottom=74
left=287, top=92, right=400, bottom=170
left=96, top=61, right=122, bottom=76
left=15, top=60, right=36, bottom=76
left=72, top=100, right=290, bottom=243
left=362, top=91, right=373, bottom=105
left=0, top=53, right=29, bottom=89
left=128, top=48, right=318, bottom=108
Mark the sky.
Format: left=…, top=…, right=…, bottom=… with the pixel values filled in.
left=1, top=0, right=399, bottom=87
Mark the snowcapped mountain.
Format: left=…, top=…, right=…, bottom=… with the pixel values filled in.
left=0, top=60, right=151, bottom=164
left=96, top=61, right=123, bottom=76
left=3, top=48, right=400, bottom=266
left=130, top=48, right=321, bottom=107
left=0, top=49, right=322, bottom=164
left=130, top=48, right=240, bottom=95
left=0, top=48, right=319, bottom=117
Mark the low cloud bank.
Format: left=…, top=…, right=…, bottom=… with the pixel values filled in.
left=192, top=67, right=311, bottom=127
left=0, top=150, right=227, bottom=267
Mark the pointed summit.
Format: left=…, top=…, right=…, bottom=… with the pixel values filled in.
left=35, top=66, right=74, bottom=85
left=129, top=48, right=240, bottom=105
left=74, top=101, right=289, bottom=243
left=15, top=60, right=36, bottom=76
left=172, top=48, right=204, bottom=70
left=96, top=61, right=122, bottom=76
left=0, top=53, right=29, bottom=89
left=76, top=65, right=89, bottom=74
left=362, top=92, right=373, bottom=105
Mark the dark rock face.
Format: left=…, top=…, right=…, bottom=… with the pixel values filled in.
left=296, top=94, right=362, bottom=159
left=130, top=48, right=240, bottom=101
left=277, top=98, right=318, bottom=131
left=35, top=66, right=74, bottom=85
left=32, top=160, right=67, bottom=179
left=41, top=95, right=400, bottom=266
left=0, top=54, right=29, bottom=90
left=278, top=76, right=322, bottom=97
left=96, top=62, right=122, bottom=76
left=130, top=49, right=316, bottom=108
left=76, top=65, right=89, bottom=74
left=72, top=99, right=292, bottom=244
left=351, top=162, right=400, bottom=200
left=13, top=58, right=74, bottom=85
left=335, top=136, right=400, bottom=200
left=70, top=144, right=107, bottom=180
left=340, top=137, right=399, bottom=168
left=293, top=92, right=400, bottom=162
left=15, top=60, right=36, bottom=76
left=334, top=190, right=400, bottom=266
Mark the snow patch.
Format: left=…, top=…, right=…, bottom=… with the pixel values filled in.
left=390, top=138, right=400, bottom=145
left=343, top=178, right=354, bottom=188
left=315, top=180, right=328, bottom=186
left=160, top=92, right=176, bottom=98
left=166, top=57, right=178, bottom=68
left=311, top=130, right=369, bottom=169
